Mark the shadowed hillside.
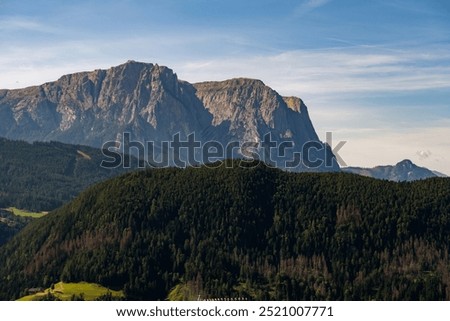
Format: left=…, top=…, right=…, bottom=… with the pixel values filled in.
left=0, top=138, right=138, bottom=212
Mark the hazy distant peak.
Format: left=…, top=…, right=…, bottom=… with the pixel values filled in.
left=396, top=159, right=414, bottom=168
left=343, top=159, right=439, bottom=182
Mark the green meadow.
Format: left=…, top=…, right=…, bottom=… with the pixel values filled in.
left=17, top=282, right=124, bottom=301
left=6, top=207, right=48, bottom=218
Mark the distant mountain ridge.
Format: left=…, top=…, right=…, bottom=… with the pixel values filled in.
left=0, top=61, right=338, bottom=171
left=343, top=159, right=444, bottom=181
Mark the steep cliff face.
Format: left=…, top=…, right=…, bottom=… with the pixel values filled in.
left=194, top=79, right=338, bottom=171
left=0, top=61, right=338, bottom=171
left=0, top=61, right=212, bottom=146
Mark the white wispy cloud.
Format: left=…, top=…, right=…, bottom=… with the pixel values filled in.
left=294, top=0, right=332, bottom=16
left=332, top=123, right=450, bottom=175
left=416, top=150, right=432, bottom=160
left=0, top=16, right=55, bottom=33
left=171, top=47, right=450, bottom=174
left=174, top=46, right=450, bottom=98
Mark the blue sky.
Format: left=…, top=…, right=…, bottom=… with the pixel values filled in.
left=1, top=0, right=450, bottom=174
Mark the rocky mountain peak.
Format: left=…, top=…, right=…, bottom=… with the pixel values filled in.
left=193, top=77, right=318, bottom=139
left=0, top=61, right=338, bottom=171
left=0, top=61, right=207, bottom=146
left=343, top=159, right=439, bottom=181
left=396, top=159, right=414, bottom=169
left=193, top=77, right=338, bottom=171
left=195, top=78, right=283, bottom=122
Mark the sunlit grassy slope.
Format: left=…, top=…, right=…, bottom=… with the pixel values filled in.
left=17, top=282, right=124, bottom=301
left=6, top=207, right=47, bottom=218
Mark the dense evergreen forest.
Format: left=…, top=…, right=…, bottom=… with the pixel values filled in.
left=0, top=210, right=30, bottom=246
left=0, top=138, right=136, bottom=211
left=0, top=160, right=449, bottom=300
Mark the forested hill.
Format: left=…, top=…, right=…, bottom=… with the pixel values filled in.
left=0, top=138, right=137, bottom=211
left=0, top=160, right=449, bottom=300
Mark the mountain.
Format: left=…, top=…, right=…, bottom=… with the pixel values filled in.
left=0, top=138, right=137, bottom=212
left=0, top=61, right=338, bottom=171
left=194, top=79, right=336, bottom=170
left=0, top=160, right=449, bottom=301
left=342, top=159, right=441, bottom=181
left=0, top=61, right=211, bottom=147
